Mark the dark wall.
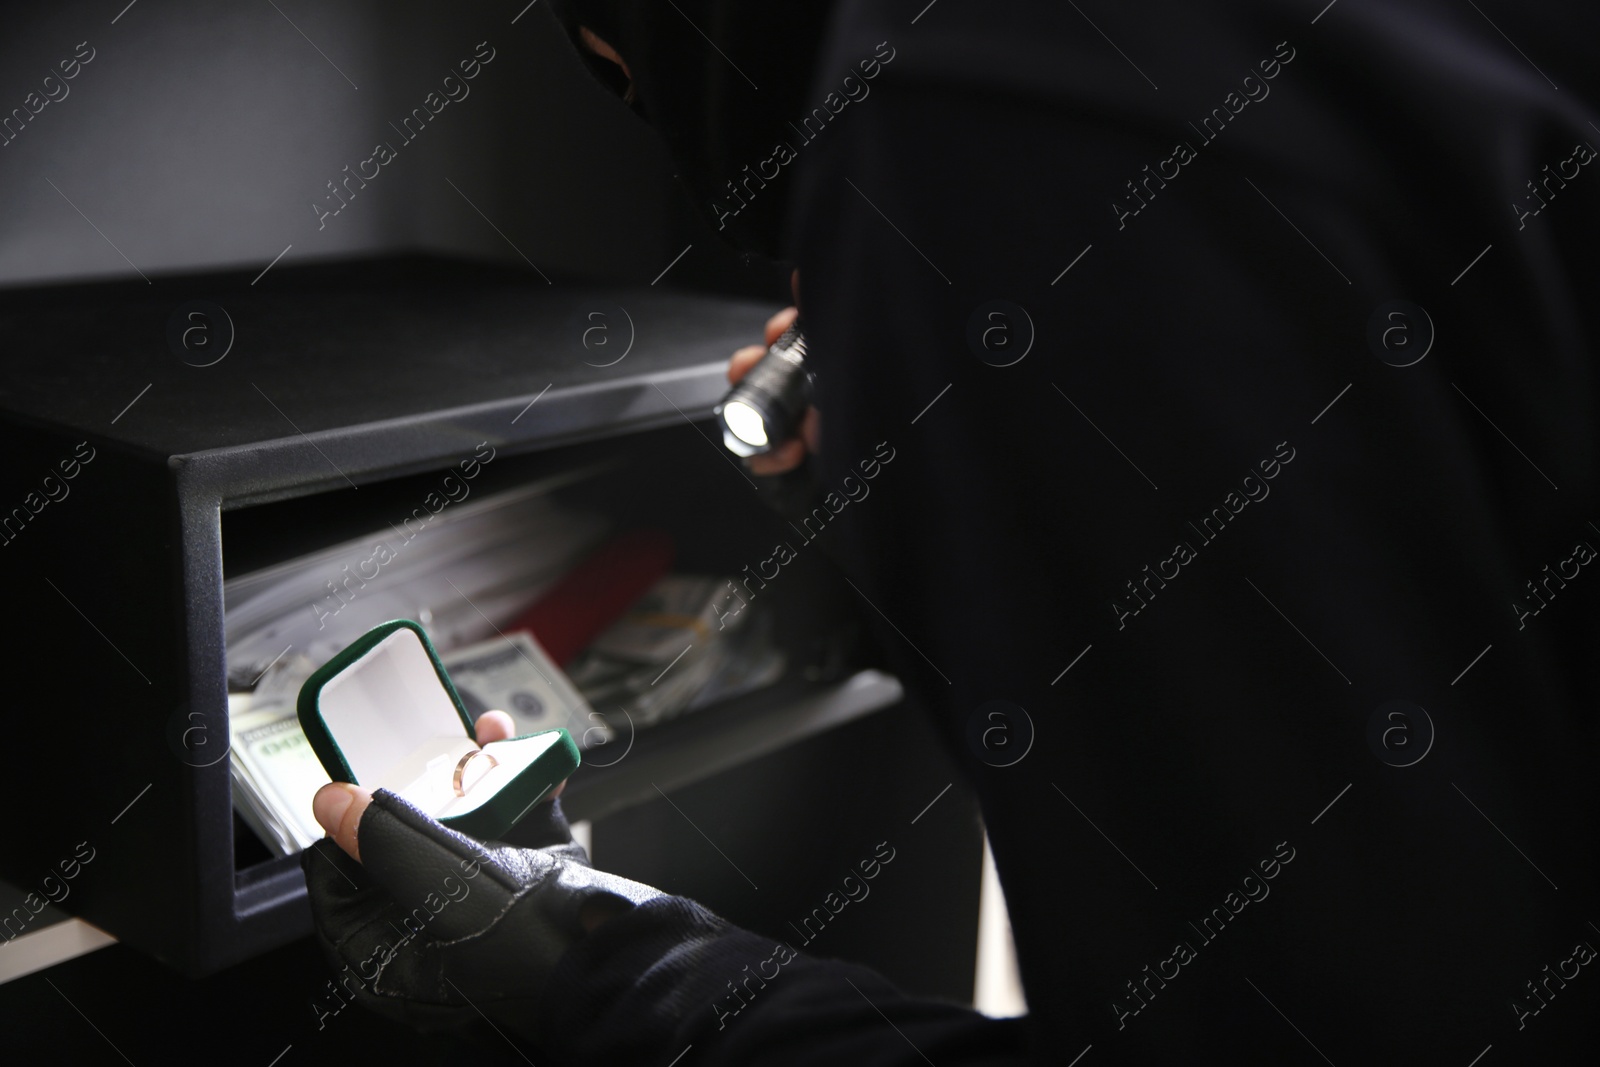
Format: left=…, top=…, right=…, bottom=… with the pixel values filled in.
left=0, top=0, right=786, bottom=296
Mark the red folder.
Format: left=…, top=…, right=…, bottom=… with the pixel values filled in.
left=508, top=528, right=675, bottom=665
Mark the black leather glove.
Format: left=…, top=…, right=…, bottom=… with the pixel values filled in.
left=301, top=788, right=669, bottom=1039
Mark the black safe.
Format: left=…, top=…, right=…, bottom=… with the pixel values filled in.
left=0, top=257, right=980, bottom=997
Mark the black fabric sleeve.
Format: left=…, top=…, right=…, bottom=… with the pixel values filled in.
left=534, top=896, right=1036, bottom=1067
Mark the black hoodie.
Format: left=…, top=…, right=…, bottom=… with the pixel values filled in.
left=533, top=2, right=1600, bottom=1064
left=546, top=0, right=836, bottom=259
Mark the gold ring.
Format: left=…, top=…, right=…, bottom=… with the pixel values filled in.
left=452, top=748, right=499, bottom=797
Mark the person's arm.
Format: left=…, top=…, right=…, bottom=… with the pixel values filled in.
left=303, top=782, right=1037, bottom=1067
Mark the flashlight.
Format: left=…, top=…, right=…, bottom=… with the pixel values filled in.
left=715, top=322, right=812, bottom=457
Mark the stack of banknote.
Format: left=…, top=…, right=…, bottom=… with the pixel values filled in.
left=565, top=574, right=786, bottom=729
left=227, top=662, right=330, bottom=856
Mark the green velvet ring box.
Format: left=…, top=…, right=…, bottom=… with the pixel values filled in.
left=296, top=619, right=580, bottom=840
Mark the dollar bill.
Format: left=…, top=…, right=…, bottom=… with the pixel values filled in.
left=441, top=631, right=608, bottom=746
left=229, top=697, right=329, bottom=855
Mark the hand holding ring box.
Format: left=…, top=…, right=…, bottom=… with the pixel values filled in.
left=296, top=619, right=580, bottom=841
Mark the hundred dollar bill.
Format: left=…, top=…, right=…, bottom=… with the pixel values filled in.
left=229, top=699, right=330, bottom=855
left=441, top=631, right=609, bottom=746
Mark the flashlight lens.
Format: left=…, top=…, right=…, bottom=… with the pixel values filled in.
left=723, top=401, right=769, bottom=447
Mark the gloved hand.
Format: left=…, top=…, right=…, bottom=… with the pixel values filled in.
left=301, top=777, right=668, bottom=1039
left=726, top=302, right=820, bottom=478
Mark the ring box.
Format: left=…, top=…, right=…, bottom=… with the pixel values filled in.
left=296, top=619, right=580, bottom=840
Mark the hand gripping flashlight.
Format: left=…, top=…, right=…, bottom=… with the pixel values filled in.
left=715, top=322, right=813, bottom=457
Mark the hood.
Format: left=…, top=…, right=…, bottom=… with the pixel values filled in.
left=546, top=0, right=836, bottom=261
